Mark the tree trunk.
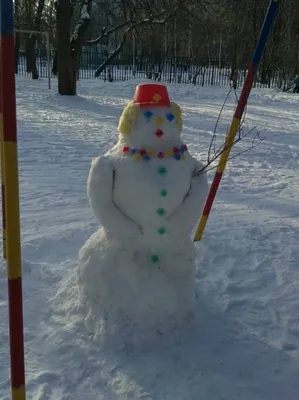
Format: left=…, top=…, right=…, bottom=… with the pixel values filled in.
left=52, top=50, right=58, bottom=76
left=26, top=35, right=39, bottom=79
left=70, top=1, right=92, bottom=85
left=58, top=45, right=76, bottom=95
left=24, top=0, right=46, bottom=79
left=15, top=32, right=20, bottom=74
left=56, top=0, right=76, bottom=95
left=230, top=40, right=238, bottom=90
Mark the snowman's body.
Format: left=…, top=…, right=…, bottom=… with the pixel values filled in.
left=78, top=88, right=208, bottom=331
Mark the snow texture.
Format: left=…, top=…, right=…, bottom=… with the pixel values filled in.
left=1, top=77, right=299, bottom=399
left=78, top=94, right=208, bottom=335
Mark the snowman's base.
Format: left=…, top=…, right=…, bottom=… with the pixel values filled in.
left=77, top=227, right=198, bottom=336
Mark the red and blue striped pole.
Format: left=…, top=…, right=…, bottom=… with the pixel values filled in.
left=0, top=0, right=26, bottom=398
left=194, top=0, right=280, bottom=242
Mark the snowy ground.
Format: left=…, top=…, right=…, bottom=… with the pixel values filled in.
left=1, top=77, right=299, bottom=399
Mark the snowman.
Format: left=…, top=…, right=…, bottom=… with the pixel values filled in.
left=78, top=83, right=208, bottom=332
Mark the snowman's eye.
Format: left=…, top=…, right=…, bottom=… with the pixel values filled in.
left=166, top=113, right=175, bottom=122
left=144, top=110, right=153, bottom=119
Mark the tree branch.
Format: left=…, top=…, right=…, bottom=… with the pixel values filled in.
left=94, top=10, right=177, bottom=78
left=194, top=126, right=266, bottom=177
left=86, top=9, right=175, bottom=46
left=70, top=0, right=92, bottom=49
left=85, top=20, right=130, bottom=46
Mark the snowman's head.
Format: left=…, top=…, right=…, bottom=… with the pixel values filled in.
left=117, top=84, right=183, bottom=149
left=118, top=101, right=182, bottom=148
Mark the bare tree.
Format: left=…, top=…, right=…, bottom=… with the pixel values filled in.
left=14, top=0, right=299, bottom=90
left=26, top=0, right=46, bottom=79
left=55, top=0, right=92, bottom=95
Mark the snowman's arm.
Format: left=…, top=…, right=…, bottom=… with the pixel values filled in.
left=87, top=156, right=141, bottom=238
left=167, top=159, right=208, bottom=233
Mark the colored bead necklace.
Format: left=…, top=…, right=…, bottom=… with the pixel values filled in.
left=122, top=144, right=188, bottom=161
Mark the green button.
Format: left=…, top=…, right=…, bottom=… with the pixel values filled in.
left=160, top=189, right=168, bottom=197
left=157, top=227, right=166, bottom=235
left=157, top=166, right=167, bottom=175
left=156, top=208, right=166, bottom=216
left=151, top=255, right=159, bottom=263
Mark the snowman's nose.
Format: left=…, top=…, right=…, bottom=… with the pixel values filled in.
left=155, top=116, right=164, bottom=126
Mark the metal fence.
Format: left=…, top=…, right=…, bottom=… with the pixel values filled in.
left=16, top=49, right=292, bottom=89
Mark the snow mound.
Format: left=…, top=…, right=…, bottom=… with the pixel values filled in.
left=76, top=227, right=201, bottom=348
left=52, top=272, right=299, bottom=400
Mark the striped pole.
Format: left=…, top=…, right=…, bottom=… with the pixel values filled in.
left=0, top=0, right=26, bottom=398
left=194, top=0, right=280, bottom=242
left=0, top=30, right=6, bottom=259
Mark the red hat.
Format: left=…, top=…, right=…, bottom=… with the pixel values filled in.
left=133, top=84, right=170, bottom=107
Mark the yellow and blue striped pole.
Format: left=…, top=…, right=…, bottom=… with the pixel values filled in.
left=194, top=0, right=280, bottom=242
left=1, top=0, right=26, bottom=398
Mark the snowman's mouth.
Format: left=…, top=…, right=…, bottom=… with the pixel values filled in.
left=155, top=129, right=164, bottom=138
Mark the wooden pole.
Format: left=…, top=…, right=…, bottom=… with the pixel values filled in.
left=194, top=0, right=280, bottom=242
left=0, top=0, right=26, bottom=397
left=0, top=28, right=6, bottom=259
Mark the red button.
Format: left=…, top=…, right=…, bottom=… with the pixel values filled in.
left=156, top=129, right=163, bottom=137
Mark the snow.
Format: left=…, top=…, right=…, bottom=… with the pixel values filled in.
left=1, top=76, right=299, bottom=399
